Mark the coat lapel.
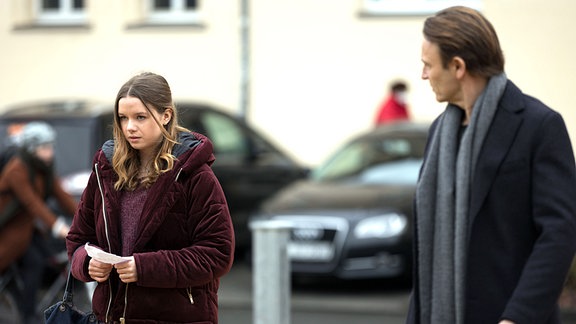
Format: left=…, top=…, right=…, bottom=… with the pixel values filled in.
left=133, top=173, right=180, bottom=249
left=469, top=82, right=525, bottom=223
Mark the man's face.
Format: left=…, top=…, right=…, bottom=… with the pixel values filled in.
left=421, top=39, right=460, bottom=104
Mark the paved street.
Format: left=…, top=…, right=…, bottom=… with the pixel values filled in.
left=28, top=258, right=576, bottom=324
left=218, top=261, right=576, bottom=324
left=218, top=261, right=411, bottom=324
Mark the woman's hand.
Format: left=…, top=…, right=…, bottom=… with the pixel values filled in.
left=88, top=258, right=113, bottom=283
left=115, top=256, right=138, bottom=283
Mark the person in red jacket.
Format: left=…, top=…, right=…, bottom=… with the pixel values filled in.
left=66, top=72, right=235, bottom=323
left=374, top=81, right=410, bottom=125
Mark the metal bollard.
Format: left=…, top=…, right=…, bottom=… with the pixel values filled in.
left=250, top=220, right=291, bottom=324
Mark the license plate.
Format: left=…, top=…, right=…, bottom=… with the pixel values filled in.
left=287, top=242, right=334, bottom=261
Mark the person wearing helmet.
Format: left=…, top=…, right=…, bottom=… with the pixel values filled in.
left=0, top=121, right=78, bottom=324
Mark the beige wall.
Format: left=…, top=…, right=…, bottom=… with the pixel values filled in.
left=0, top=0, right=241, bottom=114
left=1, top=0, right=575, bottom=167
left=488, top=0, right=576, bottom=140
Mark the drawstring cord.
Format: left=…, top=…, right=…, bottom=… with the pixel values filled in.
left=187, top=287, right=194, bottom=304
left=94, top=163, right=114, bottom=323
left=96, top=164, right=186, bottom=323
left=119, top=283, right=129, bottom=324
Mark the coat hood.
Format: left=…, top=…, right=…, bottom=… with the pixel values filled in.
left=97, top=131, right=214, bottom=176
left=69, top=130, right=233, bottom=323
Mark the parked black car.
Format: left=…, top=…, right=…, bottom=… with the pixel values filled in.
left=250, top=122, right=429, bottom=280
left=0, top=100, right=308, bottom=254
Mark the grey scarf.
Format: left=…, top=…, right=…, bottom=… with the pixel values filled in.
left=415, top=73, right=507, bottom=324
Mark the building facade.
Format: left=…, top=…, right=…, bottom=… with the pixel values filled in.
left=1, top=0, right=575, bottom=166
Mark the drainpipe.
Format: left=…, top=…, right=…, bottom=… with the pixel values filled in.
left=239, top=0, right=250, bottom=120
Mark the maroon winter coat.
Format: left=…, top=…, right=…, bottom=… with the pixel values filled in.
left=66, top=132, right=235, bottom=324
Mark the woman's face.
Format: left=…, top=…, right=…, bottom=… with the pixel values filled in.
left=34, top=143, right=54, bottom=164
left=117, top=96, right=171, bottom=158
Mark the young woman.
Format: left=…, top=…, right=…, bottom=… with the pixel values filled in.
left=66, top=72, right=235, bottom=323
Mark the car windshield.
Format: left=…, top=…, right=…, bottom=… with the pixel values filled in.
left=311, top=136, right=424, bottom=185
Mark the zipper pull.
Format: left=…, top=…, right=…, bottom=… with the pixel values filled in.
left=120, top=318, right=125, bottom=324
left=187, top=288, right=194, bottom=304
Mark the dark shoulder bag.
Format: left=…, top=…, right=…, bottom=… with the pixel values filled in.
left=43, top=263, right=96, bottom=324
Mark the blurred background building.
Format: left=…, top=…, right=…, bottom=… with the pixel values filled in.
left=0, top=0, right=574, bottom=167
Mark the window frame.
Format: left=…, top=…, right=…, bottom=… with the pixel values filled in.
left=360, top=0, right=482, bottom=16
left=34, top=0, right=87, bottom=25
left=146, top=0, right=201, bottom=25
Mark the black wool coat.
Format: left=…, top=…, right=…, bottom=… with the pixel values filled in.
left=407, top=81, right=576, bottom=324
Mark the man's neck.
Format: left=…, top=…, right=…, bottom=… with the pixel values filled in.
left=456, top=76, right=488, bottom=125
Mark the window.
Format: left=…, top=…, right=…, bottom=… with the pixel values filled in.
left=201, top=111, right=248, bottom=157
left=361, top=0, right=482, bottom=16
left=35, top=0, right=87, bottom=25
left=147, top=0, right=200, bottom=25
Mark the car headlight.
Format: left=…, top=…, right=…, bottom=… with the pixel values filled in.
left=353, top=213, right=407, bottom=239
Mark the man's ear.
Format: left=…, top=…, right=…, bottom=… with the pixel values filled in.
left=452, top=56, right=466, bottom=79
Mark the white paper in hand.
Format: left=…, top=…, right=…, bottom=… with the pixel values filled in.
left=85, top=243, right=130, bottom=264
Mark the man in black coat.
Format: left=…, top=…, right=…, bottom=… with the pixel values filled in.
left=407, top=6, right=576, bottom=324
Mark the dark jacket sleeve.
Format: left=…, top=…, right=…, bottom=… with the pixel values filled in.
left=5, top=159, right=60, bottom=229
left=501, top=111, right=576, bottom=322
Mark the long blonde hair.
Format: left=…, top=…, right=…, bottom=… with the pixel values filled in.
left=112, top=72, right=188, bottom=190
